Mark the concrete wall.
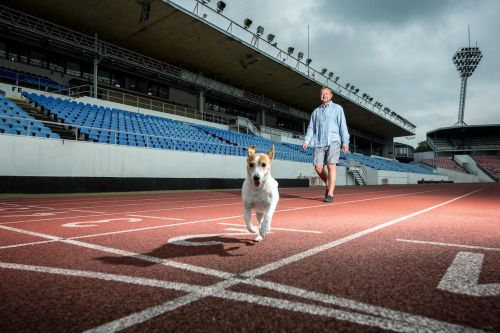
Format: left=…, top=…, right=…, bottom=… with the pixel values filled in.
left=433, top=167, right=479, bottom=183
left=0, top=134, right=318, bottom=180
left=365, top=167, right=448, bottom=185
left=454, top=155, right=494, bottom=182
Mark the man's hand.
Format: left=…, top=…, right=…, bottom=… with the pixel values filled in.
left=341, top=145, right=349, bottom=153
left=302, top=143, right=308, bottom=150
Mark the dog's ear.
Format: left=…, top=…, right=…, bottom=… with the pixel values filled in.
left=268, top=145, right=275, bottom=160
left=247, top=145, right=256, bottom=156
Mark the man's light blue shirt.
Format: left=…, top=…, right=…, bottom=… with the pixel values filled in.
left=304, top=101, right=350, bottom=148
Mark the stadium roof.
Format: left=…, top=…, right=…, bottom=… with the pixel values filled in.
left=0, top=0, right=414, bottom=138
left=427, top=124, right=500, bottom=138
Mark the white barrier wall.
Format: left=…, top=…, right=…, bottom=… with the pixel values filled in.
left=453, top=155, right=494, bottom=182
left=364, top=167, right=448, bottom=185
left=0, top=134, right=321, bottom=181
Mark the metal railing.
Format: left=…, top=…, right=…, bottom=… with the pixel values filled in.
left=56, top=85, right=235, bottom=127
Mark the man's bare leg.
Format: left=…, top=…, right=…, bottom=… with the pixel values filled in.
left=326, top=163, right=336, bottom=196
left=314, top=165, right=328, bottom=186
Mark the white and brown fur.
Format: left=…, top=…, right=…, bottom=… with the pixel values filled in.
left=242, top=145, right=279, bottom=242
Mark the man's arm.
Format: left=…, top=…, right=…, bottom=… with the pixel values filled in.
left=303, top=111, right=316, bottom=150
left=338, top=106, right=350, bottom=153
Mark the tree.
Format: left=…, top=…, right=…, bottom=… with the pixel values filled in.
left=415, top=140, right=431, bottom=152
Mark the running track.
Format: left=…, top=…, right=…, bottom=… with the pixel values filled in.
left=1, top=183, right=499, bottom=332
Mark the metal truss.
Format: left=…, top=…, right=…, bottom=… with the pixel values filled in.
left=0, top=5, right=309, bottom=120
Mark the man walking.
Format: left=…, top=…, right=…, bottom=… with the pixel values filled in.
left=303, top=87, right=350, bottom=202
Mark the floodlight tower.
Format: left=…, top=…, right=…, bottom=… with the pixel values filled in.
left=452, top=29, right=482, bottom=126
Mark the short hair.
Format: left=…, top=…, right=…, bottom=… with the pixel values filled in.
left=320, top=87, right=332, bottom=94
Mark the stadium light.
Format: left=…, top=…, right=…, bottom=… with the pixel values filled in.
left=216, top=1, right=226, bottom=12
left=452, top=45, right=482, bottom=126
left=362, top=93, right=367, bottom=98
left=345, top=83, right=350, bottom=89
left=354, top=88, right=359, bottom=94
left=321, top=68, right=327, bottom=75
left=305, top=58, right=312, bottom=66
left=267, top=34, right=275, bottom=43
left=334, top=76, right=339, bottom=83
left=369, top=97, right=373, bottom=102
left=297, top=52, right=304, bottom=60
left=287, top=47, right=294, bottom=55
left=256, top=25, right=264, bottom=36
left=328, top=72, right=334, bottom=78
left=244, top=18, right=252, bottom=29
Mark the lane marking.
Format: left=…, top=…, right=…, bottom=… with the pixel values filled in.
left=0, top=188, right=446, bottom=225
left=219, top=222, right=322, bottom=234
left=0, top=186, right=489, bottom=332
left=244, top=187, right=487, bottom=278
left=0, top=262, right=483, bottom=333
left=128, top=214, right=185, bottom=221
left=397, top=239, right=500, bottom=252
left=438, top=251, right=500, bottom=297
left=62, top=218, right=143, bottom=228
left=84, top=186, right=489, bottom=332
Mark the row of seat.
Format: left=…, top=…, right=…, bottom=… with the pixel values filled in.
left=13, top=91, right=437, bottom=174
left=0, top=95, right=60, bottom=139
left=0, top=67, right=66, bottom=90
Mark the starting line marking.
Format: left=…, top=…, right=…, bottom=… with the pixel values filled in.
left=396, top=239, right=500, bottom=252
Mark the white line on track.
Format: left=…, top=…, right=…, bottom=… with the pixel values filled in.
left=0, top=260, right=485, bottom=333
left=129, top=214, right=185, bottom=221
left=0, top=188, right=446, bottom=226
left=0, top=186, right=488, bottom=332
left=396, top=239, right=500, bottom=252
left=218, top=222, right=322, bottom=234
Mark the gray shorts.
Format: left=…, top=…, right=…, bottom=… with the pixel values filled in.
left=313, top=142, right=341, bottom=166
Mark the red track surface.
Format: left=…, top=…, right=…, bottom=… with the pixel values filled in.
left=1, top=183, right=499, bottom=332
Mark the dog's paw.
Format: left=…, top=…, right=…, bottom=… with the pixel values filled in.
left=254, top=234, right=263, bottom=242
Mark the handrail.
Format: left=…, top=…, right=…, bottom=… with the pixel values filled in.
left=346, top=158, right=368, bottom=184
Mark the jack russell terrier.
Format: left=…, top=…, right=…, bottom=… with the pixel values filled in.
left=242, top=145, right=279, bottom=242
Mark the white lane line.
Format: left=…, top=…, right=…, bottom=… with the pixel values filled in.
left=397, top=239, right=500, bottom=252
left=129, top=214, right=185, bottom=221
left=0, top=240, right=59, bottom=249
left=0, top=262, right=484, bottom=333
left=0, top=188, right=446, bottom=225
left=1, top=187, right=488, bottom=332
left=219, top=223, right=322, bottom=234
left=0, top=224, right=232, bottom=280
left=83, top=186, right=488, bottom=332
left=71, top=209, right=107, bottom=214
left=3, top=189, right=443, bottom=242
left=243, top=187, right=487, bottom=278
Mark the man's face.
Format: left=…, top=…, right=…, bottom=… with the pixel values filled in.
left=320, top=89, right=332, bottom=105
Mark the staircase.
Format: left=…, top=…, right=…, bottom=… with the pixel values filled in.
left=14, top=99, right=77, bottom=140
left=347, top=166, right=367, bottom=185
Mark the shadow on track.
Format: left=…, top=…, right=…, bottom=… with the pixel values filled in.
left=94, top=236, right=257, bottom=267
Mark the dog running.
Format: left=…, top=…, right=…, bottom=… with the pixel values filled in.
left=242, top=145, right=279, bottom=242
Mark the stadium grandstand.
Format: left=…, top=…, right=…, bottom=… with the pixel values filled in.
left=415, top=125, right=500, bottom=182
left=0, top=0, right=486, bottom=193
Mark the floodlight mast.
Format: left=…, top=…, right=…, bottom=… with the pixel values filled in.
left=452, top=29, right=482, bottom=126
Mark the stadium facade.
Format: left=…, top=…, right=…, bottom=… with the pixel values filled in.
left=1, top=1, right=495, bottom=193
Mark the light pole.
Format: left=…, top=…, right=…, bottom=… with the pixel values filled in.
left=452, top=42, right=482, bottom=126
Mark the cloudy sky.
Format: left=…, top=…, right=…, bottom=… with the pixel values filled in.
left=180, top=0, right=499, bottom=147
